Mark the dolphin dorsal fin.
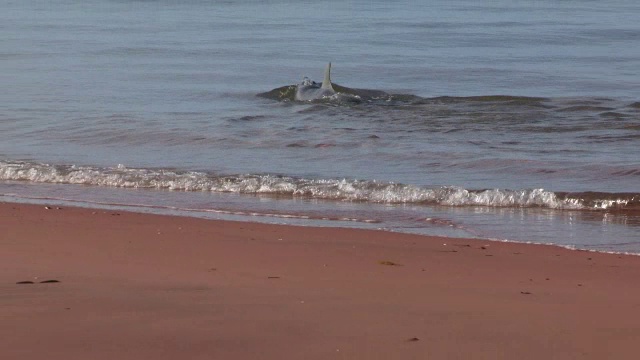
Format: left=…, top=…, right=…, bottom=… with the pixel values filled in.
left=321, top=62, right=334, bottom=91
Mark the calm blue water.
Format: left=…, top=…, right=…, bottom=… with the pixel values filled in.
left=1, top=0, right=639, bottom=252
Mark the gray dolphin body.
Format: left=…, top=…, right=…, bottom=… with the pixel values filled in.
left=257, top=63, right=393, bottom=102
left=294, top=63, right=336, bottom=101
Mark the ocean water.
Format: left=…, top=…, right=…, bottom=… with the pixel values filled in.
left=1, top=0, right=639, bottom=252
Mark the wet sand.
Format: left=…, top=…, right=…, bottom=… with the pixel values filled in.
left=2, top=201, right=640, bottom=359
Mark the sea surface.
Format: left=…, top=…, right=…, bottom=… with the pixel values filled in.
left=2, top=0, right=639, bottom=252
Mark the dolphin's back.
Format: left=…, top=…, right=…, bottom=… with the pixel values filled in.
left=295, top=84, right=333, bottom=101
left=294, top=62, right=336, bottom=101
left=256, top=62, right=389, bottom=102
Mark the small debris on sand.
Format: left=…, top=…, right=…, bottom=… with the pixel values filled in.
left=379, top=260, right=402, bottom=266
left=16, top=281, right=35, bottom=284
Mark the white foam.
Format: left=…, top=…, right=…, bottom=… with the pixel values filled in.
left=0, top=160, right=631, bottom=211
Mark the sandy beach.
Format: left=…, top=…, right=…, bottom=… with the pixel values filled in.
left=2, top=201, right=640, bottom=359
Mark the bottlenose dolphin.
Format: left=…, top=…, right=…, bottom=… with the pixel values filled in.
left=257, top=63, right=393, bottom=103
left=295, top=62, right=336, bottom=101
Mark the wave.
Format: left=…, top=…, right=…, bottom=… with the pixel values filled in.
left=1, top=160, right=637, bottom=211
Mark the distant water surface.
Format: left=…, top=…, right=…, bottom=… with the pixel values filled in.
left=1, top=0, right=639, bottom=252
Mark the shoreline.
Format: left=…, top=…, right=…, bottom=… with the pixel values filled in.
left=2, top=201, right=640, bottom=359
left=3, top=192, right=639, bottom=256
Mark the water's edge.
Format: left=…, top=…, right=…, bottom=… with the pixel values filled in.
left=3, top=193, right=638, bottom=257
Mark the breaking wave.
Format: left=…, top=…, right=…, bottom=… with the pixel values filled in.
left=1, top=160, right=637, bottom=211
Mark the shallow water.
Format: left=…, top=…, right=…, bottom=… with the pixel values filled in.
left=1, top=0, right=639, bottom=252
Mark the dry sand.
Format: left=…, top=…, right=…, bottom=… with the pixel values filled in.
left=2, top=201, right=640, bottom=359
